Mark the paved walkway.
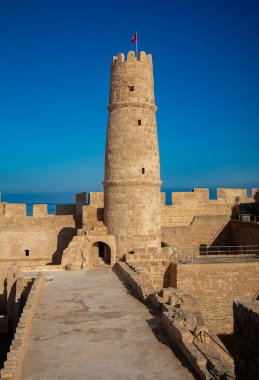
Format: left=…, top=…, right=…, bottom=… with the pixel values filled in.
left=21, top=269, right=195, bottom=380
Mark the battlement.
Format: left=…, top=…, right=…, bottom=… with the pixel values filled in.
left=112, top=51, right=152, bottom=65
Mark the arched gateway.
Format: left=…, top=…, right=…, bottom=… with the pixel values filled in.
left=91, top=241, right=111, bottom=266
left=62, top=232, right=116, bottom=270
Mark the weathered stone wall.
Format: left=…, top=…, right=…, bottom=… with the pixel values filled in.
left=33, top=204, right=47, bottom=217
left=3, top=204, right=27, bottom=217
left=0, top=215, right=76, bottom=264
left=88, top=192, right=104, bottom=207
left=56, top=204, right=76, bottom=215
left=88, top=187, right=256, bottom=228
left=167, top=261, right=259, bottom=334
left=161, top=204, right=232, bottom=227
left=104, top=51, right=161, bottom=257
left=0, top=273, right=45, bottom=379
left=162, top=215, right=230, bottom=256
left=233, top=301, right=259, bottom=380
left=231, top=220, right=259, bottom=246
left=162, top=187, right=257, bottom=227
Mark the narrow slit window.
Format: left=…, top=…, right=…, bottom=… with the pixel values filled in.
left=25, top=250, right=29, bottom=257
left=138, top=120, right=142, bottom=126
left=128, top=85, right=134, bottom=92
left=142, top=168, right=145, bottom=174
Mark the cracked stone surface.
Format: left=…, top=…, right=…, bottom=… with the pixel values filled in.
left=20, top=269, right=195, bottom=380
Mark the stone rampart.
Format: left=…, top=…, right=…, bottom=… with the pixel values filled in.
left=114, top=261, right=153, bottom=300
left=88, top=192, right=104, bottom=207
left=0, top=215, right=76, bottom=264
left=32, top=204, right=47, bottom=217
left=162, top=215, right=230, bottom=256
left=0, top=273, right=45, bottom=379
left=231, top=220, right=259, bottom=246
left=56, top=204, right=76, bottom=215
left=73, top=188, right=257, bottom=228
left=3, top=204, right=26, bottom=217
left=167, top=260, right=259, bottom=334
left=233, top=301, right=259, bottom=379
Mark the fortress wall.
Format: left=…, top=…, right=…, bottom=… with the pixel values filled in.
left=33, top=204, right=47, bottom=217
left=88, top=192, right=104, bottom=207
left=3, top=204, right=26, bottom=217
left=56, top=204, right=76, bottom=215
left=161, top=215, right=230, bottom=256
left=192, top=188, right=209, bottom=200
left=82, top=205, right=104, bottom=226
left=161, top=187, right=257, bottom=227
left=252, top=188, right=259, bottom=201
left=0, top=274, right=45, bottom=379
left=217, top=188, right=252, bottom=203
left=161, top=204, right=232, bottom=227
left=168, top=261, right=259, bottom=334
left=0, top=216, right=76, bottom=264
left=231, top=221, right=259, bottom=246
left=0, top=203, right=4, bottom=215
left=172, top=192, right=201, bottom=207
left=160, top=192, right=165, bottom=205
left=76, top=192, right=87, bottom=204
left=233, top=301, right=259, bottom=379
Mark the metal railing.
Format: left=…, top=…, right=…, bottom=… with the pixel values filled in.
left=193, top=329, right=233, bottom=361
left=232, top=215, right=259, bottom=223
left=199, top=245, right=259, bottom=256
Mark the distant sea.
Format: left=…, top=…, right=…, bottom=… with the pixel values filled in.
left=0, top=188, right=253, bottom=216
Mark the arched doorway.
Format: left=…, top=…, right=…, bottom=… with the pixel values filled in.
left=91, top=242, right=111, bottom=267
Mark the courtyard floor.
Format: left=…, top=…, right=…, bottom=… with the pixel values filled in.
left=21, top=268, right=195, bottom=380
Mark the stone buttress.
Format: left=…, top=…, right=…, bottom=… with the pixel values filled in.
left=104, top=51, right=162, bottom=258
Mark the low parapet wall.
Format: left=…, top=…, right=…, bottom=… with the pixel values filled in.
left=114, top=261, right=153, bottom=300
left=114, top=261, right=234, bottom=379
left=0, top=273, right=45, bottom=379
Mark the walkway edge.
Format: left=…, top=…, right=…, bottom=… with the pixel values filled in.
left=0, top=273, right=45, bottom=380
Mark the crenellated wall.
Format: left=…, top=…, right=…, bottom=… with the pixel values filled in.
left=76, top=188, right=257, bottom=228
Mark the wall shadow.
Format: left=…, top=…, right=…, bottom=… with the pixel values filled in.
left=52, top=227, right=76, bottom=264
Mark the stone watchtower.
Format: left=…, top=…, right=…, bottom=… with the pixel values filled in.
left=104, top=51, right=162, bottom=258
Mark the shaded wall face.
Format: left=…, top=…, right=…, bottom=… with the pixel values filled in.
left=231, top=221, right=259, bottom=246
left=233, top=301, right=259, bottom=379
left=168, top=262, right=259, bottom=334
left=0, top=216, right=76, bottom=264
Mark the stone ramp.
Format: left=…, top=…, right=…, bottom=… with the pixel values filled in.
left=20, top=269, right=195, bottom=380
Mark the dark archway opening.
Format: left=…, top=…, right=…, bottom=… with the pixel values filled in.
left=92, top=242, right=111, bottom=266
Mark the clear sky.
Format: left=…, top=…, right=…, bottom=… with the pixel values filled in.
left=0, top=0, right=258, bottom=195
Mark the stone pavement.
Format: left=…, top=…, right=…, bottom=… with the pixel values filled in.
left=20, top=269, right=195, bottom=380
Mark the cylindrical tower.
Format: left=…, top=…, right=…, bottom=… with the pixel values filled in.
left=104, top=50, right=161, bottom=259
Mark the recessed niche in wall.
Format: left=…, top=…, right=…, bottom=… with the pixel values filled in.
left=25, top=249, right=29, bottom=256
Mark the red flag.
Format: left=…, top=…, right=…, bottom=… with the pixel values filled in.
left=131, top=32, right=137, bottom=43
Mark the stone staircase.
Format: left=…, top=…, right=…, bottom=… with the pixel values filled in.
left=125, top=247, right=172, bottom=291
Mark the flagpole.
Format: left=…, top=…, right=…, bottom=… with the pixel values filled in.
left=136, top=32, right=138, bottom=57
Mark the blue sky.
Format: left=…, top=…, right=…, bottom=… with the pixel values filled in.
left=0, top=0, right=258, bottom=196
